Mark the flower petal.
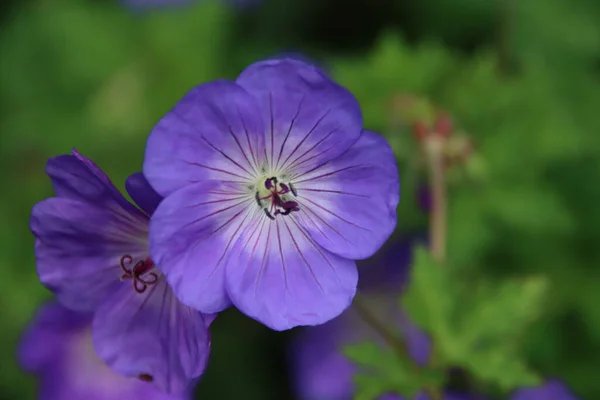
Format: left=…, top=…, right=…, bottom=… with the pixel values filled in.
left=92, top=278, right=212, bottom=394
left=143, top=80, right=265, bottom=196
left=235, top=58, right=363, bottom=175
left=30, top=197, right=147, bottom=311
left=126, top=172, right=163, bottom=216
left=17, top=302, right=89, bottom=373
left=293, top=130, right=399, bottom=260
left=46, top=150, right=145, bottom=218
left=225, top=214, right=358, bottom=331
left=510, top=380, right=577, bottom=400
left=148, top=181, right=257, bottom=313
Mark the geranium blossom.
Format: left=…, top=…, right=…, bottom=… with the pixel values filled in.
left=18, top=302, right=190, bottom=400
left=29, top=150, right=214, bottom=393
left=143, top=58, right=399, bottom=330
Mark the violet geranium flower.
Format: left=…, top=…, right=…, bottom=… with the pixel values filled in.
left=29, top=150, right=214, bottom=393
left=143, top=58, right=399, bottom=331
left=510, top=380, right=579, bottom=400
left=290, top=238, right=434, bottom=400
left=18, top=302, right=189, bottom=400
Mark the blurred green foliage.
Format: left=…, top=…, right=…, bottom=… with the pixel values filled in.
left=1, top=0, right=599, bottom=399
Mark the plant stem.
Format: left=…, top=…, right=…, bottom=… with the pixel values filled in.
left=426, top=138, right=447, bottom=264
left=353, top=295, right=444, bottom=399
left=353, top=295, right=413, bottom=366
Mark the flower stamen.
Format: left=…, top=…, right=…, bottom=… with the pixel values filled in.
left=138, top=373, right=154, bottom=382
left=256, top=176, right=300, bottom=219
left=120, top=255, right=159, bottom=294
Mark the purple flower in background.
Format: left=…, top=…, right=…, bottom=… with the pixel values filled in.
left=18, top=302, right=189, bottom=400
left=511, top=380, right=579, bottom=400
left=29, top=150, right=214, bottom=393
left=417, top=184, right=431, bottom=212
left=290, top=238, right=437, bottom=400
left=143, top=58, right=399, bottom=331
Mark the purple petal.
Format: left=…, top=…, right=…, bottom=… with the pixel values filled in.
left=126, top=172, right=163, bottom=216
left=92, top=277, right=212, bottom=394
left=225, top=214, right=358, bottom=330
left=19, top=302, right=189, bottom=400
left=143, top=80, right=265, bottom=197
left=293, top=130, right=399, bottom=260
left=291, top=318, right=357, bottom=399
left=30, top=198, right=147, bottom=311
left=46, top=150, right=145, bottom=218
left=17, top=302, right=89, bottom=373
left=148, top=181, right=255, bottom=313
left=510, top=380, right=579, bottom=400
left=235, top=58, right=363, bottom=175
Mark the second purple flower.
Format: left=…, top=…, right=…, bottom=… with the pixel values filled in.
left=143, top=58, right=400, bottom=330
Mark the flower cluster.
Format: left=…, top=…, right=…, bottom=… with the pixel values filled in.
left=24, top=58, right=399, bottom=396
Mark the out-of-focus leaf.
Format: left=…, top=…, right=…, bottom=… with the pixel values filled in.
left=344, top=340, right=441, bottom=399
left=402, top=248, right=547, bottom=391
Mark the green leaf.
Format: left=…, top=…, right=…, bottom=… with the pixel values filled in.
left=401, top=248, right=547, bottom=391
left=343, top=341, right=425, bottom=399
left=401, top=247, right=456, bottom=348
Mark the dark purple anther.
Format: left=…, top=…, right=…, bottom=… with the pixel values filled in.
left=265, top=177, right=277, bottom=190
left=264, top=208, right=275, bottom=220
left=119, top=255, right=159, bottom=294
left=289, top=182, right=298, bottom=197
left=279, top=183, right=290, bottom=194
left=255, top=192, right=262, bottom=207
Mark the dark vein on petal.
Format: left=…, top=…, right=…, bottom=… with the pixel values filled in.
left=254, top=219, right=272, bottom=297
left=201, top=136, right=254, bottom=177
left=185, top=195, right=248, bottom=208
left=243, top=210, right=267, bottom=256
left=187, top=179, right=248, bottom=186
left=300, top=188, right=370, bottom=198
left=206, top=189, right=248, bottom=196
left=179, top=198, right=252, bottom=231
left=200, top=204, right=256, bottom=282
left=211, top=105, right=258, bottom=175
left=275, top=219, right=289, bottom=290
left=297, top=201, right=352, bottom=243
left=130, top=282, right=160, bottom=326
left=275, top=95, right=305, bottom=171
left=185, top=161, right=248, bottom=180
left=269, top=92, right=275, bottom=171
left=293, top=165, right=364, bottom=184
left=301, top=197, right=371, bottom=231
left=279, top=109, right=331, bottom=171
left=238, top=104, right=259, bottom=172
left=211, top=205, right=254, bottom=268
left=285, top=126, right=340, bottom=171
left=226, top=122, right=258, bottom=176
left=295, top=207, right=335, bottom=243
left=163, top=284, right=174, bottom=392
left=289, top=217, right=342, bottom=285
left=286, top=144, right=335, bottom=174
left=281, top=218, right=323, bottom=291
left=157, top=281, right=169, bottom=332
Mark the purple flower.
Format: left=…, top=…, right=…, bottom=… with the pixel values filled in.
left=29, top=150, right=214, bottom=393
left=143, top=58, right=399, bottom=330
left=18, top=302, right=188, bottom=400
left=417, top=184, right=431, bottom=212
left=510, top=380, right=579, bottom=400
left=290, top=239, right=434, bottom=400
left=290, top=237, right=480, bottom=400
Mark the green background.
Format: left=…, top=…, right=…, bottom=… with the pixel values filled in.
left=1, top=0, right=599, bottom=399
